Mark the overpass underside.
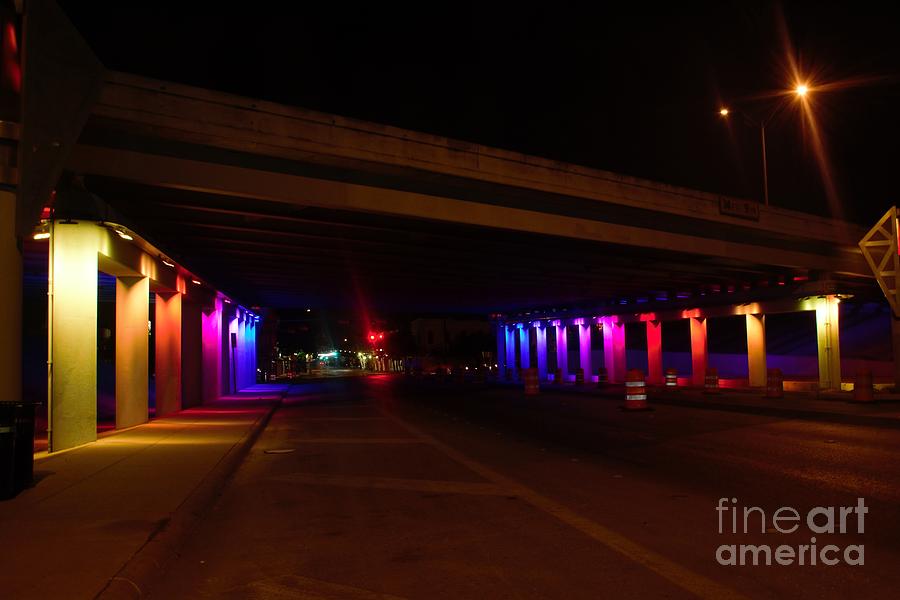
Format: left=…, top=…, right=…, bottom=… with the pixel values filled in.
left=3, top=70, right=889, bottom=457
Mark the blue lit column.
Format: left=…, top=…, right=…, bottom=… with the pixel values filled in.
left=519, top=325, right=531, bottom=373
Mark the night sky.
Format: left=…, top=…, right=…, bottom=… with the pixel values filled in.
left=61, top=1, right=900, bottom=225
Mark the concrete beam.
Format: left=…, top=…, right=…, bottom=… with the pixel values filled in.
left=67, top=146, right=870, bottom=277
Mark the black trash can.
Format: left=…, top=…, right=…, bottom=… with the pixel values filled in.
left=0, top=403, right=15, bottom=500
left=0, top=402, right=35, bottom=500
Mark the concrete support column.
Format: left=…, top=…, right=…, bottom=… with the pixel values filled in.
left=0, top=191, right=21, bottom=406
left=519, top=326, right=531, bottom=372
left=182, top=299, right=203, bottom=408
left=555, top=323, right=568, bottom=381
left=155, top=292, right=182, bottom=417
left=505, top=327, right=516, bottom=375
left=201, top=298, right=223, bottom=402
left=535, top=324, right=548, bottom=381
left=578, top=321, right=592, bottom=380
left=496, top=325, right=506, bottom=372
left=815, top=296, right=841, bottom=390
left=746, top=314, right=767, bottom=387
left=602, top=319, right=626, bottom=383
left=116, top=276, right=149, bottom=429
left=49, top=222, right=99, bottom=451
left=690, top=317, right=708, bottom=386
left=646, top=320, right=663, bottom=385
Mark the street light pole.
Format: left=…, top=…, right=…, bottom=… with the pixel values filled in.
left=719, top=81, right=810, bottom=210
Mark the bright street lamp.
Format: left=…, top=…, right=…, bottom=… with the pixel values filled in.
left=718, top=82, right=813, bottom=207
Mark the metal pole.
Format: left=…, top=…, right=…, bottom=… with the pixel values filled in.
left=760, top=122, right=769, bottom=207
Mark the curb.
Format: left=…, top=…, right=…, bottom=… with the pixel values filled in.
left=93, top=397, right=283, bottom=600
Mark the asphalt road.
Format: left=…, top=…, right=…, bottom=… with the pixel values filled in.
left=151, top=376, right=900, bottom=599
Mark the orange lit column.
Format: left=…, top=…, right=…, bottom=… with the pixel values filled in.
left=646, top=320, right=663, bottom=384
left=155, top=291, right=182, bottom=416
left=116, top=276, right=149, bottom=429
left=690, top=317, right=708, bottom=386
left=0, top=191, right=21, bottom=410
left=49, top=222, right=99, bottom=451
left=602, top=318, right=626, bottom=383
left=555, top=322, right=568, bottom=382
left=746, top=314, right=767, bottom=387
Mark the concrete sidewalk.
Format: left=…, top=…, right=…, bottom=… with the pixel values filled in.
left=0, top=385, right=286, bottom=600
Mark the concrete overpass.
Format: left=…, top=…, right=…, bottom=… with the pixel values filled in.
left=0, top=9, right=886, bottom=453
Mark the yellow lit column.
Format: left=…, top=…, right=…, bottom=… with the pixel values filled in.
left=0, top=191, right=21, bottom=408
left=49, top=222, right=99, bottom=451
left=116, top=276, right=149, bottom=429
left=690, top=317, right=708, bottom=386
left=155, top=291, right=182, bottom=417
left=815, top=296, right=841, bottom=390
left=746, top=314, right=767, bottom=387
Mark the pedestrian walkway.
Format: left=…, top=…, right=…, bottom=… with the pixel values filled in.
left=0, top=385, right=286, bottom=600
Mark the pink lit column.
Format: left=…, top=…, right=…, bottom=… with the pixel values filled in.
left=646, top=320, right=663, bottom=384
left=201, top=297, right=223, bottom=402
left=555, top=322, right=568, bottom=382
left=603, top=318, right=626, bottom=383
left=690, top=317, right=708, bottom=386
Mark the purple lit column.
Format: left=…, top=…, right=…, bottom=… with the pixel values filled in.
left=535, top=322, right=548, bottom=381
left=577, top=319, right=592, bottom=380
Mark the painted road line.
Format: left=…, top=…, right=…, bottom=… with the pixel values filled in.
left=285, top=437, right=428, bottom=444
left=383, top=409, right=750, bottom=600
left=272, top=472, right=512, bottom=496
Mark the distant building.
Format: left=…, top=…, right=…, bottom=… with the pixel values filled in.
left=410, top=318, right=492, bottom=356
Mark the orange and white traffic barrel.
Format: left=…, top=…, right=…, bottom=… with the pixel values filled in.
left=704, top=368, right=720, bottom=394
left=624, top=369, right=649, bottom=410
left=574, top=367, right=585, bottom=386
left=665, top=368, right=678, bottom=389
left=852, top=369, right=874, bottom=403
left=524, top=367, right=539, bottom=395
left=765, top=368, right=783, bottom=399
left=597, top=367, right=609, bottom=387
